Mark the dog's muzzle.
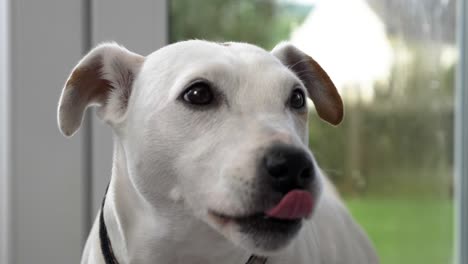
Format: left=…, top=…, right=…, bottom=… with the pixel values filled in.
left=210, top=143, right=318, bottom=251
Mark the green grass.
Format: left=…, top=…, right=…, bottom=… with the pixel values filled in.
left=345, top=198, right=454, bottom=264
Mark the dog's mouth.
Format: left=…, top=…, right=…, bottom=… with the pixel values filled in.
left=209, top=190, right=313, bottom=237
left=209, top=210, right=302, bottom=233
left=208, top=209, right=303, bottom=252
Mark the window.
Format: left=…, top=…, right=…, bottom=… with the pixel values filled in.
left=170, top=1, right=457, bottom=263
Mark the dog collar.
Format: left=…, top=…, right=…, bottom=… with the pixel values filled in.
left=245, top=255, right=268, bottom=264
left=99, top=185, right=119, bottom=264
left=99, top=185, right=268, bottom=264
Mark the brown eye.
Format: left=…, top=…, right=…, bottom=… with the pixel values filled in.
left=182, top=82, right=214, bottom=105
left=289, top=89, right=306, bottom=109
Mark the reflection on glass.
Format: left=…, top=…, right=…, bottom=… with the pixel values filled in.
left=170, top=1, right=455, bottom=263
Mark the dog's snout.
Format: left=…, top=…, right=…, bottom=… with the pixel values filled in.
left=262, top=144, right=314, bottom=194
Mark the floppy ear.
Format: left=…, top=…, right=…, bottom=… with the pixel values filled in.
left=272, top=43, right=343, bottom=125
left=57, top=43, right=144, bottom=137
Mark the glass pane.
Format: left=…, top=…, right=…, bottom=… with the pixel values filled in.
left=170, top=1, right=456, bottom=263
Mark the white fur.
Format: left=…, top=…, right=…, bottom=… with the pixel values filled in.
left=58, top=40, right=379, bottom=264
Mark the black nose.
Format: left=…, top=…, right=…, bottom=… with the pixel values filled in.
left=263, top=144, right=315, bottom=194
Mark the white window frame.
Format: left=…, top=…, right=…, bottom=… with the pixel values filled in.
left=456, top=1, right=468, bottom=263
left=0, top=0, right=11, bottom=263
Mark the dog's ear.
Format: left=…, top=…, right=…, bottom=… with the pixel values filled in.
left=58, top=43, right=144, bottom=137
left=272, top=43, right=343, bottom=125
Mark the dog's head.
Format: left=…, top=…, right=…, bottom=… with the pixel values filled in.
left=58, top=40, right=343, bottom=254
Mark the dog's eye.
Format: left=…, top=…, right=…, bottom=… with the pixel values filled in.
left=289, top=89, right=306, bottom=109
left=182, top=82, right=214, bottom=105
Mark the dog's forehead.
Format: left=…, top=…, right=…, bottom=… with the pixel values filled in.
left=143, top=40, right=288, bottom=75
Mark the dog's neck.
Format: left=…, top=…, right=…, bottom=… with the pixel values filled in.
left=102, top=138, right=251, bottom=264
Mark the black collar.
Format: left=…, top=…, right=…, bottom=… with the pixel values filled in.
left=99, top=186, right=267, bottom=264
left=245, top=255, right=268, bottom=264
left=99, top=185, right=119, bottom=264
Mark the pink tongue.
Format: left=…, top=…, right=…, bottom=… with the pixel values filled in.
left=266, top=190, right=313, bottom=220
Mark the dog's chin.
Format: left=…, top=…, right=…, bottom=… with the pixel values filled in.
left=207, top=210, right=302, bottom=253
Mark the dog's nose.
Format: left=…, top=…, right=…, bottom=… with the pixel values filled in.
left=263, top=144, right=315, bottom=194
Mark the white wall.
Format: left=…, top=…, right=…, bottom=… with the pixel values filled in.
left=9, top=1, right=87, bottom=263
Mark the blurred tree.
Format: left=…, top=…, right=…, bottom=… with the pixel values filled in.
left=366, top=0, right=456, bottom=44
left=170, top=0, right=310, bottom=49
left=309, top=44, right=455, bottom=198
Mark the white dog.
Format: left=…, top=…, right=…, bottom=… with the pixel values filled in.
left=57, top=40, right=379, bottom=264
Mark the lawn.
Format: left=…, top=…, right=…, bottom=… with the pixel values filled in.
left=345, top=198, right=454, bottom=264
